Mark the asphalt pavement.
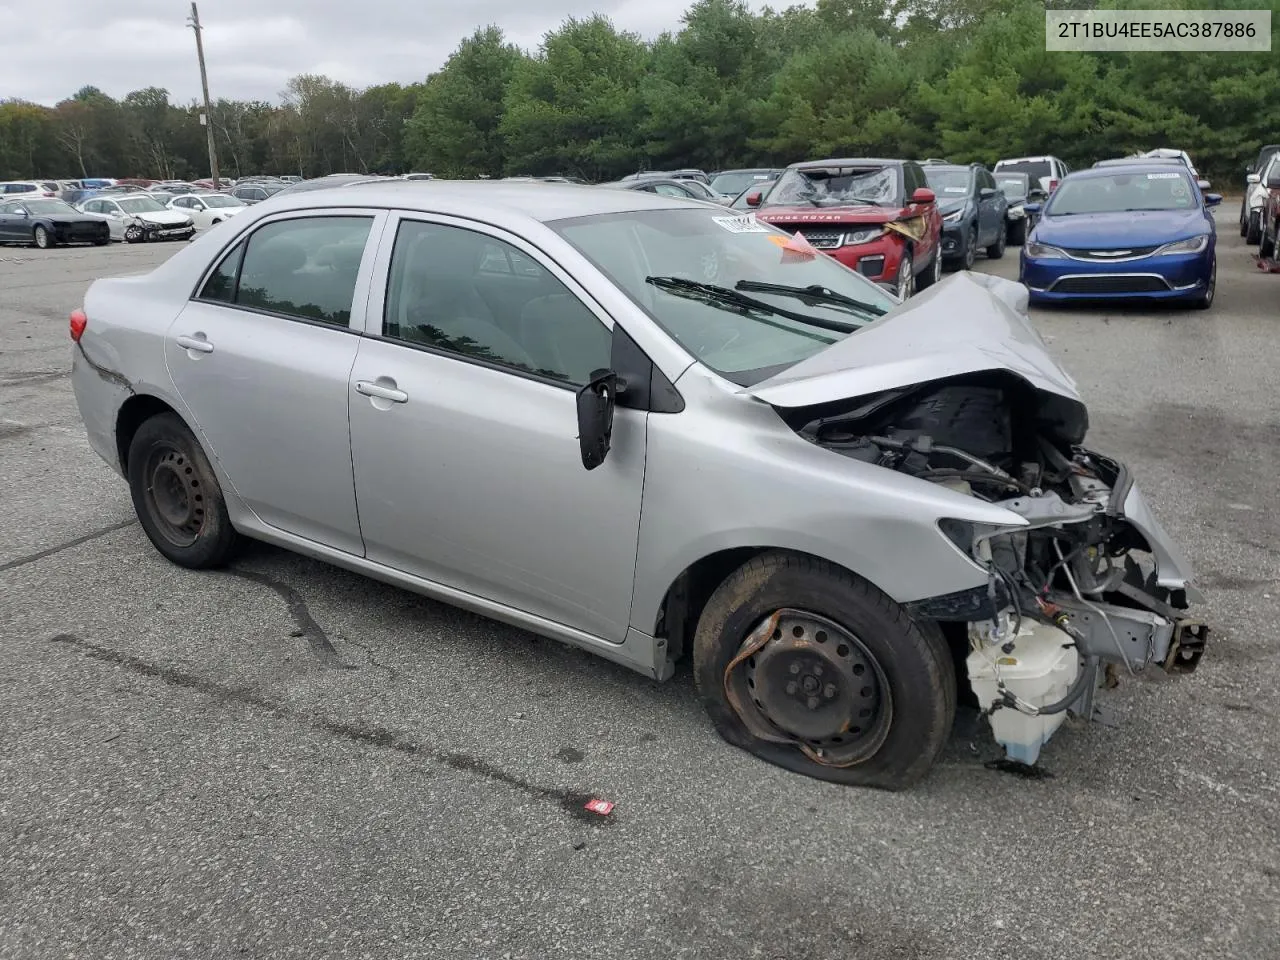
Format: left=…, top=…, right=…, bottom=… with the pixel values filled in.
left=1, top=218, right=1277, bottom=960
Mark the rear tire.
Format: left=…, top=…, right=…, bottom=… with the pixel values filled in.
left=1262, top=221, right=1276, bottom=259
left=1246, top=211, right=1262, bottom=245
left=986, top=223, right=1006, bottom=259
left=127, top=412, right=240, bottom=569
left=692, top=551, right=955, bottom=791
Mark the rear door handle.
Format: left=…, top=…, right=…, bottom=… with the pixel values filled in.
left=355, top=380, right=408, bottom=403
left=176, top=334, right=214, bottom=354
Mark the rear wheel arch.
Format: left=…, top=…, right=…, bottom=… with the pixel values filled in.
left=115, top=394, right=187, bottom=473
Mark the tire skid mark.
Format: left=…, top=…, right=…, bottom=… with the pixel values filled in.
left=49, top=632, right=615, bottom=825
left=0, top=519, right=136, bottom=574
left=222, top=567, right=346, bottom=669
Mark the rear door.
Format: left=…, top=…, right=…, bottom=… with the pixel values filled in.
left=165, top=209, right=386, bottom=555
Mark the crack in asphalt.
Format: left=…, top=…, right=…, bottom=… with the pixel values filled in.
left=0, top=519, right=136, bottom=573
left=221, top=567, right=347, bottom=669
left=48, top=632, right=616, bottom=825
left=0, top=370, right=69, bottom=387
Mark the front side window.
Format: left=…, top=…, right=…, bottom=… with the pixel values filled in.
left=551, top=207, right=897, bottom=386
left=382, top=220, right=611, bottom=386
left=197, top=216, right=373, bottom=326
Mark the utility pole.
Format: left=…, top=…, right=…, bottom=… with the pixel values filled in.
left=187, top=2, right=221, bottom=189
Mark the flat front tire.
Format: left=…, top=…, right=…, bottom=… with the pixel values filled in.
left=692, top=551, right=956, bottom=791
left=127, top=412, right=240, bottom=569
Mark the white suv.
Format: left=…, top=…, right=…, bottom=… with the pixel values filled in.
left=993, top=156, right=1071, bottom=195
left=0, top=180, right=60, bottom=199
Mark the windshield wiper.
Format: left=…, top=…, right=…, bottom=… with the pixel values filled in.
left=734, top=280, right=888, bottom=317
left=644, top=276, right=861, bottom=335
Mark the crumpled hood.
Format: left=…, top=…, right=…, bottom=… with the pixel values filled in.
left=744, top=272, right=1079, bottom=408
left=756, top=205, right=898, bottom=226
left=1034, top=208, right=1208, bottom=248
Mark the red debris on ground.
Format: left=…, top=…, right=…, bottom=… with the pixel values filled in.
left=583, top=798, right=615, bottom=816
left=1255, top=256, right=1280, bottom=273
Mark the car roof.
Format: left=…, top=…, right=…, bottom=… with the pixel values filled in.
left=252, top=180, right=706, bottom=222
left=1093, top=157, right=1183, bottom=168
left=789, top=158, right=906, bottom=170
left=922, top=163, right=972, bottom=173
left=995, top=156, right=1060, bottom=164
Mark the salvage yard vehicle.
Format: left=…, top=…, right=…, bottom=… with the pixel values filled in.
left=1019, top=163, right=1220, bottom=308
left=994, top=171, right=1047, bottom=245
left=76, top=194, right=196, bottom=243
left=922, top=161, right=1008, bottom=269
left=1255, top=159, right=1280, bottom=259
left=0, top=197, right=110, bottom=248
left=993, top=155, right=1070, bottom=196
left=1240, top=143, right=1280, bottom=237
left=749, top=157, right=943, bottom=299
left=69, top=181, right=1208, bottom=789
left=1241, top=152, right=1280, bottom=245
left=166, top=192, right=249, bottom=230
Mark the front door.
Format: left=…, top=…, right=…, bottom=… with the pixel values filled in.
left=165, top=210, right=384, bottom=555
left=347, top=215, right=647, bottom=642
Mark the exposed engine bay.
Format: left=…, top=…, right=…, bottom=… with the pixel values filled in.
left=783, top=371, right=1210, bottom=764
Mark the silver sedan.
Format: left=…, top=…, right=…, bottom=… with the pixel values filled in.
left=67, top=181, right=1208, bottom=789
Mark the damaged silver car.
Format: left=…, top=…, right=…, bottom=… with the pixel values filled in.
left=69, top=182, right=1208, bottom=790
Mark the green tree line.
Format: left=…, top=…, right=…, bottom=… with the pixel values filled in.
left=2, top=0, right=1277, bottom=187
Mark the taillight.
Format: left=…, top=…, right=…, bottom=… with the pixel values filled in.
left=1048, top=179, right=1059, bottom=192
left=70, top=309, right=87, bottom=342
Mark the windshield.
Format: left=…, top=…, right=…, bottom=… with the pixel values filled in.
left=711, top=171, right=775, bottom=196
left=117, top=196, right=168, bottom=214
left=549, top=208, right=897, bottom=385
left=923, top=167, right=972, bottom=198
left=1047, top=171, right=1199, bottom=215
left=996, top=175, right=1029, bottom=201
left=203, top=194, right=245, bottom=208
left=996, top=160, right=1051, bottom=181
left=766, top=166, right=900, bottom=208
left=16, top=199, right=76, bottom=215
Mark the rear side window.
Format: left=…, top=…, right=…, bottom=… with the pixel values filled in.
left=196, top=216, right=373, bottom=326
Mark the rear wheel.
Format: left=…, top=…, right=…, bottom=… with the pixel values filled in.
left=33, top=226, right=52, bottom=249
left=127, top=412, right=240, bottom=569
left=1262, top=220, right=1276, bottom=259
left=1246, top=210, right=1262, bottom=245
left=692, top=551, right=955, bottom=791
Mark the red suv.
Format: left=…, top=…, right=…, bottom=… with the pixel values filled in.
left=746, top=157, right=943, bottom=299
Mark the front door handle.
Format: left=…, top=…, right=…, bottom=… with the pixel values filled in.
left=355, top=380, right=408, bottom=404
left=176, top=334, right=214, bottom=354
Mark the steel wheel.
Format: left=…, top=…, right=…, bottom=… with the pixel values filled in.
left=33, top=226, right=51, bottom=249
left=140, top=444, right=206, bottom=548
left=728, top=609, right=893, bottom=766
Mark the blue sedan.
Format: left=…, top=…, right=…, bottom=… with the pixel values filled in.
left=1018, top=164, right=1220, bottom=309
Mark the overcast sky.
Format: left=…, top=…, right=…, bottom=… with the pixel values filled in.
left=0, top=0, right=811, bottom=106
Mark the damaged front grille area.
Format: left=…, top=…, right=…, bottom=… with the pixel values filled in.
left=785, top=371, right=1207, bottom=762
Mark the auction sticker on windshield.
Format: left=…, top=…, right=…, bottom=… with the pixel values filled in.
left=713, top=215, right=769, bottom=233
left=1148, top=172, right=1181, bottom=179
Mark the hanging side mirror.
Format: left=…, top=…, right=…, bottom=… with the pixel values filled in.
left=576, top=370, right=619, bottom=470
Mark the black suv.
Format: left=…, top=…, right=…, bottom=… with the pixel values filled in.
left=920, top=162, right=1008, bottom=270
